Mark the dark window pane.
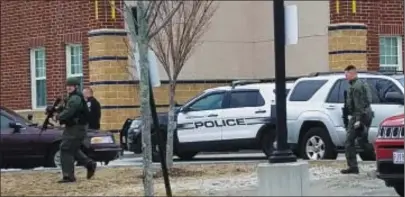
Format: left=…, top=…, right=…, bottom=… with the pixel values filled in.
left=338, top=80, right=349, bottom=103
left=36, top=79, right=47, bottom=107
left=340, top=79, right=380, bottom=103
left=326, top=80, right=341, bottom=103
left=190, top=92, right=225, bottom=111
left=230, top=91, right=265, bottom=108
left=289, top=80, right=327, bottom=101
left=374, top=78, right=403, bottom=104
left=0, top=115, right=12, bottom=129
left=365, top=79, right=384, bottom=104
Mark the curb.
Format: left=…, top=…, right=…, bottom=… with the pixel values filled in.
left=1, top=159, right=375, bottom=174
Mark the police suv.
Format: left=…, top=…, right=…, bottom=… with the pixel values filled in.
left=120, top=80, right=295, bottom=160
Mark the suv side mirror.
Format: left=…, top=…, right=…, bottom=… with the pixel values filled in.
left=27, top=114, right=33, bottom=121
left=174, top=101, right=181, bottom=107
left=385, top=92, right=404, bottom=105
left=180, top=106, right=197, bottom=113
left=180, top=107, right=189, bottom=113
left=9, top=122, right=23, bottom=132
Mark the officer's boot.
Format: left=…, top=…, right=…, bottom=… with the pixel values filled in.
left=86, top=161, right=97, bottom=179
left=58, top=176, right=76, bottom=183
left=340, top=167, right=359, bottom=174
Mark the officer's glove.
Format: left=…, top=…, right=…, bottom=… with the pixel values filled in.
left=354, top=121, right=361, bottom=129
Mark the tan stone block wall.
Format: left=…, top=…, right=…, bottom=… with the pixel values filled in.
left=88, top=36, right=128, bottom=57
left=91, top=84, right=138, bottom=106
left=101, top=108, right=138, bottom=131
left=89, top=60, right=130, bottom=82
left=328, top=23, right=368, bottom=71
left=328, top=29, right=367, bottom=52
left=329, top=53, right=368, bottom=71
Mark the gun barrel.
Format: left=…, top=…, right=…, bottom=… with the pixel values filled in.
left=41, top=98, right=62, bottom=132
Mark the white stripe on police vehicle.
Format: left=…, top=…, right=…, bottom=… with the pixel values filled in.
left=177, top=117, right=269, bottom=130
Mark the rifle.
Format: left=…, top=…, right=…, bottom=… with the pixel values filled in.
left=41, top=98, right=62, bottom=132
left=342, top=90, right=349, bottom=129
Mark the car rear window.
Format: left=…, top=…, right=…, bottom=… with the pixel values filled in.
left=289, top=80, right=328, bottom=101
left=229, top=90, right=265, bottom=108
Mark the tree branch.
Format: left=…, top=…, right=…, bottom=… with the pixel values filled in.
left=148, top=1, right=183, bottom=39
left=146, top=1, right=163, bottom=36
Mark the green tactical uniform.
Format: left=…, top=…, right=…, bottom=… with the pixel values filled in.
left=345, top=78, right=374, bottom=169
left=57, top=78, right=96, bottom=182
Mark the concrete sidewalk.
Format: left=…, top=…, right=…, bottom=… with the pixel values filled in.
left=206, top=169, right=397, bottom=196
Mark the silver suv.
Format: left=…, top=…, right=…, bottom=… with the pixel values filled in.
left=286, top=72, right=404, bottom=160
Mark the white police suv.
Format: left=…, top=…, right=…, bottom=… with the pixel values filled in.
left=120, top=80, right=295, bottom=160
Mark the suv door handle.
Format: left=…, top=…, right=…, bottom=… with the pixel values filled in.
left=207, top=114, right=218, bottom=117
left=325, top=105, right=336, bottom=110
left=255, top=110, right=267, bottom=114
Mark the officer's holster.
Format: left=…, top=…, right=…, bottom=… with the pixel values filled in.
left=355, top=110, right=373, bottom=137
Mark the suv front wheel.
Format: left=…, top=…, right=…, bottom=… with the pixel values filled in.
left=300, top=127, right=338, bottom=160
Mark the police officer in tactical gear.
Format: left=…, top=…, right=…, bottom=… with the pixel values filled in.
left=341, top=65, right=374, bottom=174
left=55, top=77, right=97, bottom=183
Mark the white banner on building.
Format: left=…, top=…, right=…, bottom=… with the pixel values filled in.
left=285, top=4, right=298, bottom=45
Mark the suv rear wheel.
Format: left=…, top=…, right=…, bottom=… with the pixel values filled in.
left=300, top=127, right=338, bottom=160
left=261, top=130, right=276, bottom=157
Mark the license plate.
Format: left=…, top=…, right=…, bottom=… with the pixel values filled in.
left=393, top=150, right=404, bottom=164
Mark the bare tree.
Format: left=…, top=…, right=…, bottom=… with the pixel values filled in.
left=112, top=1, right=182, bottom=196
left=149, top=1, right=217, bottom=168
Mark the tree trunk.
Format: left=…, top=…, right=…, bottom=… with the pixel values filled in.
left=137, top=1, right=154, bottom=196
left=166, top=80, right=176, bottom=168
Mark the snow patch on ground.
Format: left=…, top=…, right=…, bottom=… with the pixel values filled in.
left=169, top=163, right=377, bottom=196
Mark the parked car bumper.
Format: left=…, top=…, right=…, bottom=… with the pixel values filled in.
left=87, top=144, right=122, bottom=163
left=127, top=131, right=142, bottom=154
left=376, top=160, right=404, bottom=185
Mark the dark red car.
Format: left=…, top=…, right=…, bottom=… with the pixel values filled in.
left=375, top=114, right=404, bottom=197
left=0, top=106, right=121, bottom=169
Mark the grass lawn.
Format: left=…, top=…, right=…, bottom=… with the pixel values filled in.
left=1, top=163, right=256, bottom=196
left=0, top=160, right=367, bottom=196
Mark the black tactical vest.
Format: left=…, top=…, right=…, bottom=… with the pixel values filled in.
left=64, top=91, right=90, bottom=126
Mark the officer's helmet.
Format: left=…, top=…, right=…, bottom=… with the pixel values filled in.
left=66, top=77, right=80, bottom=86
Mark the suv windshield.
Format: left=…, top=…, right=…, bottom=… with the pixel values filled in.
left=1, top=107, right=34, bottom=126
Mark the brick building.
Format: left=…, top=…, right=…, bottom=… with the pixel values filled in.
left=0, top=0, right=404, bottom=131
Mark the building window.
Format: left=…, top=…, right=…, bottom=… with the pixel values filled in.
left=30, top=48, right=47, bottom=109
left=379, top=36, right=403, bottom=71
left=65, top=44, right=83, bottom=90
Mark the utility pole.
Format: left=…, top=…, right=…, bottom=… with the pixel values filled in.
left=268, top=0, right=297, bottom=164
